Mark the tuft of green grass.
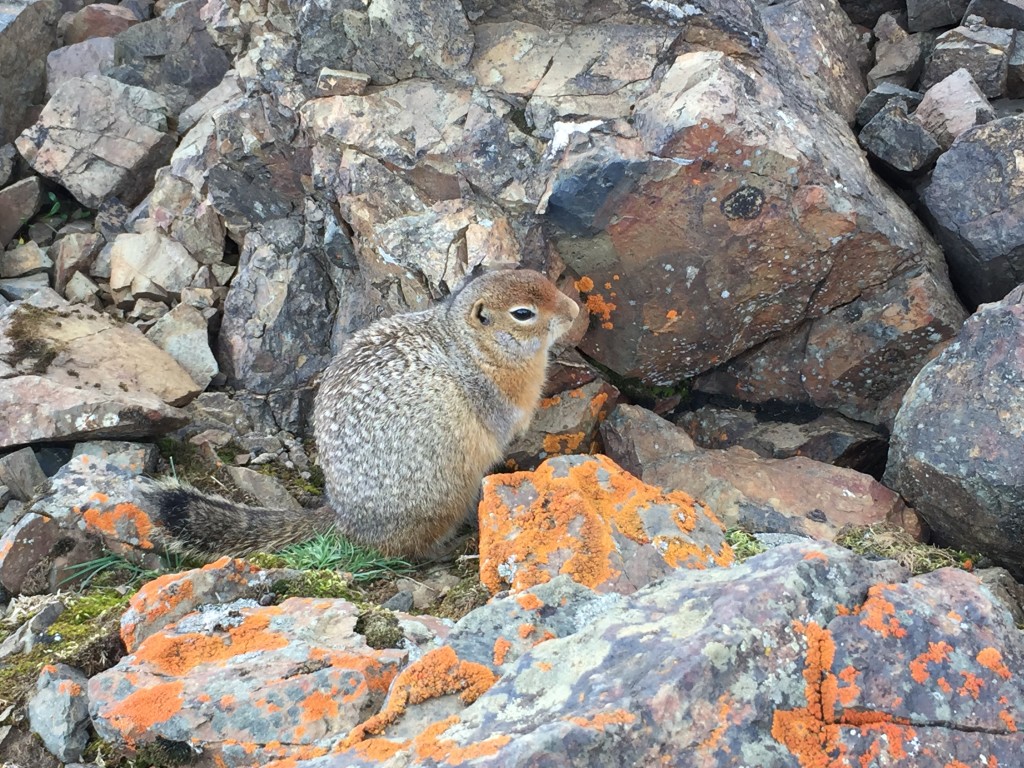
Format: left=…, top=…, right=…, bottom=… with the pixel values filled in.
left=835, top=523, right=979, bottom=575
left=60, top=549, right=191, bottom=590
left=276, top=532, right=414, bottom=582
left=725, top=528, right=767, bottom=561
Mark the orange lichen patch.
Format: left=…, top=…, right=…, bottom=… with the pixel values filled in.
left=999, top=709, right=1017, bottom=732
left=977, top=647, right=1012, bottom=679
left=533, top=630, right=556, bottom=645
left=958, top=672, right=984, bottom=700
left=350, top=737, right=407, bottom=761
left=589, top=391, right=610, bottom=419
left=411, top=715, right=512, bottom=764
left=542, top=432, right=586, bottom=455
left=858, top=585, right=907, bottom=639
left=122, top=574, right=195, bottom=650
left=300, top=690, right=340, bottom=725
left=537, top=661, right=552, bottom=672
left=82, top=501, right=155, bottom=549
left=518, top=623, right=536, bottom=639
left=219, top=694, right=236, bottom=708
left=539, top=395, right=562, bottom=409
left=259, top=745, right=332, bottom=768
left=803, top=551, right=829, bottom=562
left=89, top=491, right=109, bottom=504
left=909, top=641, right=952, bottom=685
left=837, top=665, right=860, bottom=707
left=945, top=762, right=971, bottom=768
left=947, top=611, right=962, bottom=622
left=772, top=621, right=915, bottom=768
left=666, top=309, right=678, bottom=320
left=103, top=681, right=185, bottom=745
left=575, top=276, right=594, bottom=292
left=479, top=455, right=730, bottom=594
left=516, top=593, right=543, bottom=611
left=493, top=636, right=512, bottom=666
left=937, top=677, right=952, bottom=694
left=583, top=291, right=616, bottom=329
left=131, top=611, right=289, bottom=676
left=57, top=680, right=83, bottom=696
left=568, top=709, right=637, bottom=730
left=341, top=646, right=497, bottom=748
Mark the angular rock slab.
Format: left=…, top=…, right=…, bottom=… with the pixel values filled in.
left=921, top=114, right=1024, bottom=307
left=602, top=404, right=923, bottom=541
left=28, top=663, right=90, bottom=762
left=0, top=511, right=99, bottom=595
left=308, top=543, right=1024, bottom=768
left=914, top=67, right=995, bottom=151
left=89, top=597, right=406, bottom=761
left=478, top=453, right=733, bottom=596
left=886, top=285, right=1024, bottom=577
left=0, top=0, right=60, bottom=145
left=0, top=176, right=43, bottom=248
left=16, top=74, right=175, bottom=208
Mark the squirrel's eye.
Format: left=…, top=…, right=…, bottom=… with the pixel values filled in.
left=510, top=307, right=536, bottom=321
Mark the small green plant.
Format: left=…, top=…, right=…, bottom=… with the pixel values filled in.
left=60, top=549, right=189, bottom=590
left=725, top=528, right=767, bottom=561
left=276, top=532, right=414, bottom=582
left=835, top=523, right=979, bottom=575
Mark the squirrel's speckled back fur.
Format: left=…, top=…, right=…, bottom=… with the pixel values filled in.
left=146, top=268, right=580, bottom=559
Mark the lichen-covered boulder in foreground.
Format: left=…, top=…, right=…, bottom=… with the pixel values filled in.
left=293, top=542, right=1024, bottom=768
left=478, top=453, right=733, bottom=596
left=886, top=285, right=1024, bottom=577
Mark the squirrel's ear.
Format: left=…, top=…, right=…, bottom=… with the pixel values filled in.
left=472, top=300, right=491, bottom=326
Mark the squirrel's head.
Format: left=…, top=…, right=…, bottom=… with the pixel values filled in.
left=452, top=269, right=580, bottom=366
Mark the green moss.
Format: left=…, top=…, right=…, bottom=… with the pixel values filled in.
left=247, top=552, right=290, bottom=570
left=2, top=304, right=66, bottom=374
left=271, top=570, right=356, bottom=601
left=835, top=523, right=979, bottom=575
left=355, top=607, right=403, bottom=649
left=434, top=576, right=489, bottom=621
left=725, top=528, right=767, bottom=562
left=84, top=736, right=197, bottom=767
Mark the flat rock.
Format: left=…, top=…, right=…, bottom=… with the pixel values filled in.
left=71, top=440, right=158, bottom=475
left=62, top=271, right=101, bottom=307
left=0, top=240, right=52, bottom=278
left=503, top=379, right=618, bottom=472
left=45, top=37, right=116, bottom=97
left=478, top=453, right=734, bottom=596
left=868, top=29, right=926, bottom=89
left=602, top=404, right=923, bottom=542
left=676, top=405, right=888, bottom=472
left=0, top=512, right=99, bottom=595
left=921, top=24, right=1015, bottom=98
left=225, top=466, right=300, bottom=511
left=908, top=0, right=969, bottom=30
left=0, top=0, right=60, bottom=145
left=859, top=97, right=942, bottom=173
left=915, top=67, right=995, bottom=150
left=854, top=82, right=923, bottom=127
left=50, top=232, right=103, bottom=295
left=0, top=446, right=48, bottom=500
left=0, top=272, right=50, bottom=300
left=921, top=114, right=1024, bottom=306
left=145, top=302, right=217, bottom=388
left=321, top=542, right=1024, bottom=768
left=62, top=3, right=138, bottom=44
left=15, top=74, right=175, bottom=208
left=886, top=285, right=1024, bottom=577
left=0, top=176, right=43, bottom=248
left=89, top=596, right=406, bottom=764
left=28, top=663, right=90, bottom=762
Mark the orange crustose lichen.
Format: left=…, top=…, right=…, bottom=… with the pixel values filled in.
left=479, top=454, right=731, bottom=594
left=103, top=681, right=186, bottom=745
left=83, top=501, right=155, bottom=549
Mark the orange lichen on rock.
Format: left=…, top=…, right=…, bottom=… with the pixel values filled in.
left=121, top=574, right=196, bottom=650
left=999, top=710, right=1017, bottom=732
left=479, top=454, right=731, bottom=594
left=103, top=681, right=186, bottom=745
left=568, top=709, right=637, bottom=730
left=542, top=432, right=586, bottom=455
left=516, top=593, right=543, bottom=611
left=83, top=501, right=155, bottom=549
left=977, top=647, right=1012, bottom=679
left=341, top=646, right=497, bottom=748
left=410, top=715, right=512, bottom=764
left=909, top=641, right=952, bottom=685
left=772, top=621, right=915, bottom=767
left=575, top=276, right=595, bottom=292
left=857, top=585, right=907, bottom=639
left=518, top=623, right=536, bottom=639
left=130, top=611, right=289, bottom=676
left=492, top=636, right=512, bottom=666
left=958, top=672, right=984, bottom=700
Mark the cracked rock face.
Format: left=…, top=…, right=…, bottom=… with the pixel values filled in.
left=15, top=74, right=175, bottom=208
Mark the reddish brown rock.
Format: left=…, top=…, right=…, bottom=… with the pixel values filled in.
left=921, top=23, right=1015, bottom=99
left=914, top=68, right=995, bottom=150
left=0, top=0, right=60, bottom=145
left=478, top=453, right=733, bottom=596
left=61, top=3, right=138, bottom=44
left=503, top=379, right=618, bottom=472
left=45, top=37, right=116, bottom=97
left=602, top=404, right=924, bottom=541
left=0, top=177, right=43, bottom=248
left=0, top=512, right=100, bottom=595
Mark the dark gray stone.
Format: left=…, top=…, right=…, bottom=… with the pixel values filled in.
left=0, top=598, right=64, bottom=658
left=0, top=446, right=48, bottom=501
left=908, top=0, right=969, bottom=30
left=855, top=82, right=923, bottom=126
left=0, top=176, right=43, bottom=249
left=859, top=98, right=942, bottom=172
left=921, top=114, right=1024, bottom=305
left=867, top=32, right=926, bottom=89
left=0, top=0, right=60, bottom=144
left=922, top=24, right=1015, bottom=98
left=28, top=663, right=91, bottom=762
left=839, top=0, right=906, bottom=26
left=964, top=0, right=1024, bottom=28
left=0, top=143, right=16, bottom=186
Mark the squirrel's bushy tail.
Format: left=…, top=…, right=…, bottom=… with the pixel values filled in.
left=141, top=479, right=330, bottom=558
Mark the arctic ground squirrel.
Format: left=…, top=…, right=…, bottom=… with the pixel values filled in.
left=146, top=268, right=580, bottom=559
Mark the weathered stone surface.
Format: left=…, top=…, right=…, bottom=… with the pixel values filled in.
left=479, top=454, right=733, bottom=596
left=854, top=82, right=923, bottom=127
left=0, top=272, right=50, bottom=300
left=964, top=0, right=1024, bottom=28
left=0, top=176, right=43, bottom=248
left=0, top=143, right=16, bottom=186
left=62, top=2, right=138, bottom=44
left=315, top=67, right=370, bottom=97
left=838, top=0, right=905, bottom=26
left=602, top=404, right=922, bottom=541
left=323, top=542, right=1024, bottom=768
left=45, top=36, right=116, bottom=97
left=1010, top=35, right=1024, bottom=97
left=503, top=379, right=618, bottom=472
left=0, top=596, right=63, bottom=658
left=867, top=16, right=925, bottom=89
left=859, top=97, right=943, bottom=173
left=921, top=114, right=1024, bottom=306
left=145, top=302, right=218, bottom=389
left=0, top=446, right=48, bottom=500
left=106, top=0, right=229, bottom=116
left=1, top=240, right=52, bottom=278
left=908, top=0, right=969, bottom=30
left=16, top=75, right=174, bottom=208
left=71, top=440, right=158, bottom=475
left=922, top=24, right=1015, bottom=98
left=677, top=405, right=888, bottom=472
left=50, top=232, right=102, bottom=295
left=90, top=595, right=406, bottom=763
left=0, top=0, right=60, bottom=145
left=109, top=230, right=200, bottom=300
left=0, top=512, right=99, bottom=595
left=28, top=663, right=90, bottom=762
left=62, top=271, right=101, bottom=307
left=225, top=466, right=300, bottom=510
left=887, top=285, right=1024, bottom=577
left=470, top=22, right=563, bottom=97
left=695, top=269, right=967, bottom=427
left=915, top=68, right=995, bottom=150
